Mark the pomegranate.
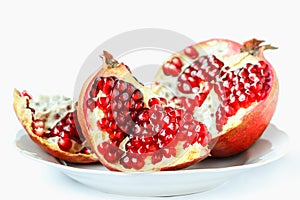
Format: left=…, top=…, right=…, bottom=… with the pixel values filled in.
left=154, top=39, right=279, bottom=157
left=13, top=89, right=98, bottom=163
left=77, top=51, right=211, bottom=171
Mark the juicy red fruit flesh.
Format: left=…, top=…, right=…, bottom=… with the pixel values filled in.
left=86, top=76, right=210, bottom=170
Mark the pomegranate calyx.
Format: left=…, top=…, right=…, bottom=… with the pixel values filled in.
left=102, top=50, right=119, bottom=67
left=241, top=38, right=278, bottom=56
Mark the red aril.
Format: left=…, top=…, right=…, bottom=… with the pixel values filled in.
left=13, top=89, right=98, bottom=163
left=154, top=39, right=279, bottom=157
left=77, top=51, right=211, bottom=171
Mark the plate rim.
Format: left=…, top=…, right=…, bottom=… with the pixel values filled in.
left=15, top=123, right=289, bottom=176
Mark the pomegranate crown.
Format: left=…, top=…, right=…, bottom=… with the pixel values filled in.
left=101, top=50, right=119, bottom=67
left=241, top=38, right=277, bottom=56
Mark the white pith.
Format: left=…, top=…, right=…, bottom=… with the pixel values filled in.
left=29, top=94, right=72, bottom=131
left=28, top=94, right=86, bottom=153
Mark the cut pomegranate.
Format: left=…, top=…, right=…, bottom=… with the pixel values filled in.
left=13, top=89, right=98, bottom=163
left=154, top=38, right=279, bottom=157
left=78, top=51, right=211, bottom=172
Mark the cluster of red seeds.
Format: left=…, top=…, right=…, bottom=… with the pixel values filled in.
left=32, top=111, right=92, bottom=153
left=161, top=52, right=272, bottom=132
left=215, top=61, right=272, bottom=130
left=177, top=55, right=224, bottom=94
left=86, top=76, right=209, bottom=170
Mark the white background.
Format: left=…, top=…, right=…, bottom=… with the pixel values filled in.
left=1, top=0, right=299, bottom=199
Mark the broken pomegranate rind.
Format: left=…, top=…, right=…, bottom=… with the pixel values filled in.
left=13, top=89, right=98, bottom=163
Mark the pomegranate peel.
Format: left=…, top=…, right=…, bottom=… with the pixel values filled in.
left=78, top=51, right=211, bottom=172
left=13, top=89, right=98, bottom=163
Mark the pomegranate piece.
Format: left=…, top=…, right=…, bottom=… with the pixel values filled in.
left=78, top=51, right=211, bottom=172
left=162, top=56, right=184, bottom=76
left=13, top=89, right=98, bottom=163
left=154, top=38, right=279, bottom=157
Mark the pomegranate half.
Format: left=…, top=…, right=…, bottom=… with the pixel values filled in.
left=78, top=51, right=211, bottom=171
left=13, top=89, right=98, bottom=163
left=154, top=38, right=279, bottom=157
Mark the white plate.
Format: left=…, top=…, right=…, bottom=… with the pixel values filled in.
left=15, top=123, right=288, bottom=197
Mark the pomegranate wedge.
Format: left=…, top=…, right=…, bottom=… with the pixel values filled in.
left=13, top=89, right=98, bottom=163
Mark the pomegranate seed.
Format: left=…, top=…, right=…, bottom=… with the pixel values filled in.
left=111, top=99, right=123, bottom=111
left=137, top=109, right=150, bottom=123
left=86, top=98, right=96, bottom=111
left=102, top=78, right=116, bottom=95
left=171, top=57, right=183, bottom=67
left=106, top=111, right=114, bottom=121
left=130, top=110, right=138, bottom=120
left=115, top=80, right=127, bottom=92
left=63, top=124, right=72, bottom=132
left=149, top=111, right=164, bottom=124
left=98, top=97, right=111, bottom=111
left=132, top=90, right=143, bottom=101
left=159, top=97, right=167, bottom=105
left=224, top=105, right=236, bottom=117
left=148, top=143, right=158, bottom=152
left=162, top=58, right=183, bottom=77
left=111, top=88, right=120, bottom=98
left=119, top=92, right=129, bottom=101
left=80, top=147, right=92, bottom=154
left=109, top=130, right=125, bottom=141
left=134, top=101, right=144, bottom=110
left=90, top=88, right=98, bottom=98
left=115, top=114, right=126, bottom=126
left=134, top=124, right=143, bottom=135
left=34, top=127, right=44, bottom=137
left=151, top=152, right=163, bottom=164
left=96, top=77, right=104, bottom=91
left=148, top=98, right=160, bottom=107
left=184, top=46, right=199, bottom=59
left=120, top=153, right=145, bottom=170
left=98, top=142, right=123, bottom=163
left=162, top=147, right=176, bottom=158
left=33, top=120, right=45, bottom=136
left=58, top=137, right=72, bottom=151
left=97, top=118, right=108, bottom=130
left=66, top=117, right=75, bottom=125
